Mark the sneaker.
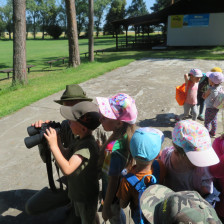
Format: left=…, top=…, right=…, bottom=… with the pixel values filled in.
left=174, top=115, right=180, bottom=122
left=209, top=133, right=216, bottom=138
left=197, top=115, right=204, bottom=121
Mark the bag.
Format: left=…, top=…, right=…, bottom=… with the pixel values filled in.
left=213, top=87, right=224, bottom=109
left=176, top=83, right=187, bottom=106
left=124, top=160, right=160, bottom=224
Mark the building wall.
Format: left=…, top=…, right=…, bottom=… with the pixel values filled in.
left=167, top=13, right=224, bottom=46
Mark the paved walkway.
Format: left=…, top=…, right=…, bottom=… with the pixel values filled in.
left=1, top=58, right=224, bottom=224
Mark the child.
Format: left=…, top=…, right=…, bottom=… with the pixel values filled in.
left=96, top=93, right=137, bottom=223
left=140, top=184, right=222, bottom=224
left=203, top=71, right=224, bottom=137
left=161, top=120, right=219, bottom=197
left=197, top=73, right=209, bottom=121
left=44, top=101, right=101, bottom=224
left=209, top=136, right=224, bottom=222
left=116, top=127, right=166, bottom=224
left=178, top=69, right=203, bottom=121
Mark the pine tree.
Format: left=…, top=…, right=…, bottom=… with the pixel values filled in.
left=127, top=0, right=148, bottom=18
left=103, top=0, right=126, bottom=36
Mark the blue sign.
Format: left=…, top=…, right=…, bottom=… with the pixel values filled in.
left=183, top=14, right=210, bottom=27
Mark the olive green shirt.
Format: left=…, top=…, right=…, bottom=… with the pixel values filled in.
left=67, top=135, right=99, bottom=203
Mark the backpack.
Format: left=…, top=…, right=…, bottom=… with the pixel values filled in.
left=124, top=160, right=160, bottom=224
left=176, top=83, right=189, bottom=106
left=213, top=87, right=224, bottom=109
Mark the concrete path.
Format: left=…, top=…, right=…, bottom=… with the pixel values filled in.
left=1, top=58, right=224, bottom=224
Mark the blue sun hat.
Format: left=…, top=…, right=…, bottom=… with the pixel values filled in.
left=130, top=127, right=164, bottom=161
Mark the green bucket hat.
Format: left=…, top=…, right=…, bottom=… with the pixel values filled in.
left=54, top=84, right=92, bottom=105
left=140, top=184, right=221, bottom=224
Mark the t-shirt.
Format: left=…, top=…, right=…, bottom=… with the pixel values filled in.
left=67, top=135, right=99, bottom=203
left=209, top=137, right=224, bottom=217
left=161, top=146, right=213, bottom=194
left=101, top=135, right=128, bottom=199
left=185, top=81, right=198, bottom=105
left=205, top=85, right=222, bottom=108
left=116, top=160, right=166, bottom=211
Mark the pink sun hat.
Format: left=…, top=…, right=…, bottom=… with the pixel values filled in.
left=172, top=120, right=219, bottom=167
left=96, top=93, right=138, bottom=124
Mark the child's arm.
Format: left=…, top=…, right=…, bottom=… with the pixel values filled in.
left=202, top=88, right=211, bottom=99
left=184, top=73, right=189, bottom=85
left=44, top=127, right=83, bottom=175
left=102, top=175, right=120, bottom=221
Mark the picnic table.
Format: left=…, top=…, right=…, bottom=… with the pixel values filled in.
left=0, top=65, right=36, bottom=80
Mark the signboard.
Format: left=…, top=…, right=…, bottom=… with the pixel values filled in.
left=171, top=15, right=183, bottom=28
left=171, top=14, right=210, bottom=28
left=183, top=14, right=210, bottom=27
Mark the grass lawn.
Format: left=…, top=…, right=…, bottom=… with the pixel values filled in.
left=0, top=36, right=224, bottom=118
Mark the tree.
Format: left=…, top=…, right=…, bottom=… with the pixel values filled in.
left=57, top=0, right=67, bottom=38
left=94, top=0, right=110, bottom=37
left=65, top=0, right=80, bottom=67
left=37, top=0, right=58, bottom=39
left=127, top=0, right=148, bottom=18
left=0, top=0, right=13, bottom=40
left=88, top=0, right=94, bottom=61
left=75, top=0, right=88, bottom=36
left=26, top=0, right=40, bottom=39
left=150, top=0, right=171, bottom=13
left=0, top=11, right=5, bottom=38
left=104, top=0, right=126, bottom=36
left=13, top=0, right=27, bottom=85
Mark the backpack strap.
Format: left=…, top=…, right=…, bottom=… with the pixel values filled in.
left=152, top=160, right=160, bottom=184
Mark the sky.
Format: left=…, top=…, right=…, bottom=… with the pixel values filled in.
left=0, top=0, right=156, bottom=12
left=126, top=0, right=156, bottom=13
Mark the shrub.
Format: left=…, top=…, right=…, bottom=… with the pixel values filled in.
left=46, top=25, right=62, bottom=39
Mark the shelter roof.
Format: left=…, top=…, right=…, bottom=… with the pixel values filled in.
left=112, top=0, right=224, bottom=27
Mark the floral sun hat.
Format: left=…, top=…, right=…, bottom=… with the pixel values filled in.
left=96, top=93, right=137, bottom=124
left=172, top=120, right=219, bottom=167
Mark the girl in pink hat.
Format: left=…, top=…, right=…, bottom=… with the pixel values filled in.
left=203, top=71, right=224, bottom=137
left=177, top=69, right=203, bottom=121
left=96, top=93, right=138, bottom=223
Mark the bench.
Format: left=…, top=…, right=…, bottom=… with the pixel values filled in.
left=46, top=57, right=67, bottom=67
left=0, top=65, right=36, bottom=80
left=80, top=49, right=105, bottom=58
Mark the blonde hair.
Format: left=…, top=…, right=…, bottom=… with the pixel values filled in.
left=98, top=122, right=136, bottom=170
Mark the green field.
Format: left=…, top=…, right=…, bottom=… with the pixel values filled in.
left=0, top=36, right=224, bottom=118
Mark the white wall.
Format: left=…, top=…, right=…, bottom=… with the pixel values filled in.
left=167, top=13, right=224, bottom=46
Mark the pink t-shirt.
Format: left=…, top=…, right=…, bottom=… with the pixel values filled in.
left=160, top=147, right=213, bottom=195
left=185, top=81, right=198, bottom=105
left=209, top=137, right=224, bottom=218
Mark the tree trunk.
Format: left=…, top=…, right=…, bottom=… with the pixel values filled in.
left=88, top=0, right=94, bottom=62
left=65, top=0, right=80, bottom=67
left=33, top=15, right=36, bottom=39
left=13, top=0, right=27, bottom=85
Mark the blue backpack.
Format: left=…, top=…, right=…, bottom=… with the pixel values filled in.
left=124, top=160, right=160, bottom=224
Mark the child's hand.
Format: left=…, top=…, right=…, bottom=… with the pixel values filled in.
left=184, top=73, right=189, bottom=83
left=44, top=127, right=58, bottom=150
left=32, top=120, right=50, bottom=128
